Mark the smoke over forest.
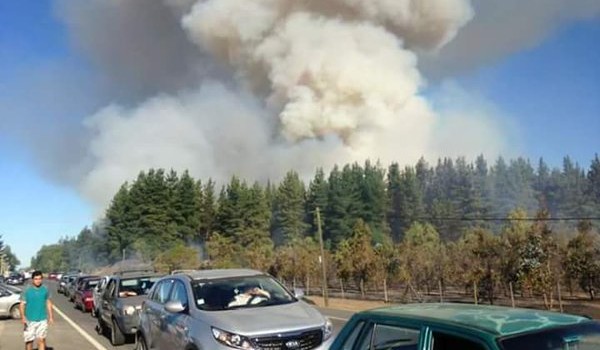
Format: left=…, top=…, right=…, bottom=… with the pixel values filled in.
left=7, top=0, right=599, bottom=214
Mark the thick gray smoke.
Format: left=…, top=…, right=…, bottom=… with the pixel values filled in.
left=420, top=0, right=600, bottom=78
left=68, top=0, right=483, bottom=212
left=52, top=0, right=524, bottom=212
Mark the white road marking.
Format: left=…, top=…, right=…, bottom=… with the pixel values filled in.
left=52, top=305, right=108, bottom=350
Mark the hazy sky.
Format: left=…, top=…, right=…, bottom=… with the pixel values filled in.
left=1, top=0, right=599, bottom=267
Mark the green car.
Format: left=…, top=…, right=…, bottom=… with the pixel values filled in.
left=329, top=303, right=600, bottom=350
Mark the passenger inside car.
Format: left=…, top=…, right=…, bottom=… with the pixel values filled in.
left=228, top=285, right=271, bottom=307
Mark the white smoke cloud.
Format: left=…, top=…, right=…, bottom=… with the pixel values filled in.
left=81, top=82, right=358, bottom=210
left=428, top=82, right=521, bottom=161
left=56, top=0, right=519, bottom=212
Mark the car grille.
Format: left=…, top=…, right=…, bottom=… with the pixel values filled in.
left=252, top=328, right=323, bottom=350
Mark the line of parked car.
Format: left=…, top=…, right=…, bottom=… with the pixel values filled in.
left=56, top=267, right=334, bottom=349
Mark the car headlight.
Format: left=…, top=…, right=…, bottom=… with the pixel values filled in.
left=211, top=327, right=257, bottom=349
left=122, top=305, right=136, bottom=315
left=323, top=318, right=333, bottom=340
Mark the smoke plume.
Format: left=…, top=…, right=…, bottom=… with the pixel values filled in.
left=420, top=0, right=600, bottom=78
left=53, top=0, right=511, bottom=212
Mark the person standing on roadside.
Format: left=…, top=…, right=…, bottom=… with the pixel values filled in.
left=19, top=270, right=54, bottom=350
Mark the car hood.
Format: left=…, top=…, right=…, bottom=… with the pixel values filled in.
left=199, top=301, right=326, bottom=336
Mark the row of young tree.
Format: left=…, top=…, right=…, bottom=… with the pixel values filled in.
left=31, top=155, right=600, bottom=303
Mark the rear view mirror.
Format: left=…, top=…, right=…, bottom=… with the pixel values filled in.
left=164, top=300, right=186, bottom=314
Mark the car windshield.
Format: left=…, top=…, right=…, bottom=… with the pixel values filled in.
left=192, top=275, right=295, bottom=311
left=1, top=284, right=22, bottom=293
left=499, top=322, right=600, bottom=350
left=119, top=276, right=159, bottom=296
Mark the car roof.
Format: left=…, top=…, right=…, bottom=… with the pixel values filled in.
left=112, top=272, right=162, bottom=279
left=359, top=303, right=591, bottom=337
left=184, top=268, right=265, bottom=280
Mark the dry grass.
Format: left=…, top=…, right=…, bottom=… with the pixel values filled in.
left=305, top=296, right=387, bottom=311
left=305, top=295, right=600, bottom=320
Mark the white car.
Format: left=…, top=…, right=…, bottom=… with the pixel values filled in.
left=0, top=283, right=22, bottom=319
left=137, top=269, right=333, bottom=350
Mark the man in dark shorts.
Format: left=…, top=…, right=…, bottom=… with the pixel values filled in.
left=19, top=270, right=54, bottom=350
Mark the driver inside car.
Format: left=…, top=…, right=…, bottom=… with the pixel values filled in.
left=228, top=286, right=271, bottom=307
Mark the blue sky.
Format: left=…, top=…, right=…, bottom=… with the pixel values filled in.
left=457, top=19, right=600, bottom=166
left=1, top=1, right=599, bottom=268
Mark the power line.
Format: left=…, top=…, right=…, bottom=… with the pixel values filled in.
left=413, top=216, right=600, bottom=222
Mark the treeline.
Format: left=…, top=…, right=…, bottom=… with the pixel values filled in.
left=31, top=154, right=600, bottom=304
left=0, top=234, right=20, bottom=272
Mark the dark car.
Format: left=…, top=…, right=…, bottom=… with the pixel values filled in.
left=69, top=275, right=98, bottom=302
left=6, top=273, right=24, bottom=286
left=330, top=303, right=600, bottom=350
left=74, top=276, right=101, bottom=312
left=96, top=269, right=162, bottom=345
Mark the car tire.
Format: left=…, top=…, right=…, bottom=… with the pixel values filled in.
left=111, top=319, right=126, bottom=346
left=96, top=317, right=106, bottom=335
left=136, top=334, right=148, bottom=350
left=10, top=304, right=21, bottom=319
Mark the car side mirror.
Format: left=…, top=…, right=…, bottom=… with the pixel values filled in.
left=164, top=300, right=186, bottom=314
left=293, top=288, right=305, bottom=299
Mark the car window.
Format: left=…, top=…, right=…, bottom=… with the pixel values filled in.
left=84, top=279, right=100, bottom=290
left=169, top=281, right=188, bottom=308
left=498, top=322, right=600, bottom=350
left=104, top=279, right=117, bottom=299
left=341, top=321, right=366, bottom=350
left=192, top=274, right=295, bottom=311
left=119, top=276, right=159, bottom=296
left=431, top=331, right=485, bottom=350
left=97, top=277, right=108, bottom=291
left=356, top=324, right=420, bottom=350
left=152, top=280, right=173, bottom=304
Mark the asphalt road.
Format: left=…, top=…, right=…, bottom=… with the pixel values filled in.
left=0, top=280, right=352, bottom=350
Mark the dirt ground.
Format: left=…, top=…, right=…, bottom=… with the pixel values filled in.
left=305, top=295, right=600, bottom=320
left=306, top=295, right=387, bottom=311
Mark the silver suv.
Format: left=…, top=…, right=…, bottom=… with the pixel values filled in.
left=137, top=269, right=333, bottom=350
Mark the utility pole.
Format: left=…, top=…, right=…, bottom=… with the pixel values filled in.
left=316, top=207, right=329, bottom=307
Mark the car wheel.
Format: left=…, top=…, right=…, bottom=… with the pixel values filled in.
left=96, top=317, right=105, bottom=335
left=136, top=334, right=148, bottom=350
left=10, top=304, right=21, bottom=319
left=111, top=319, right=126, bottom=346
